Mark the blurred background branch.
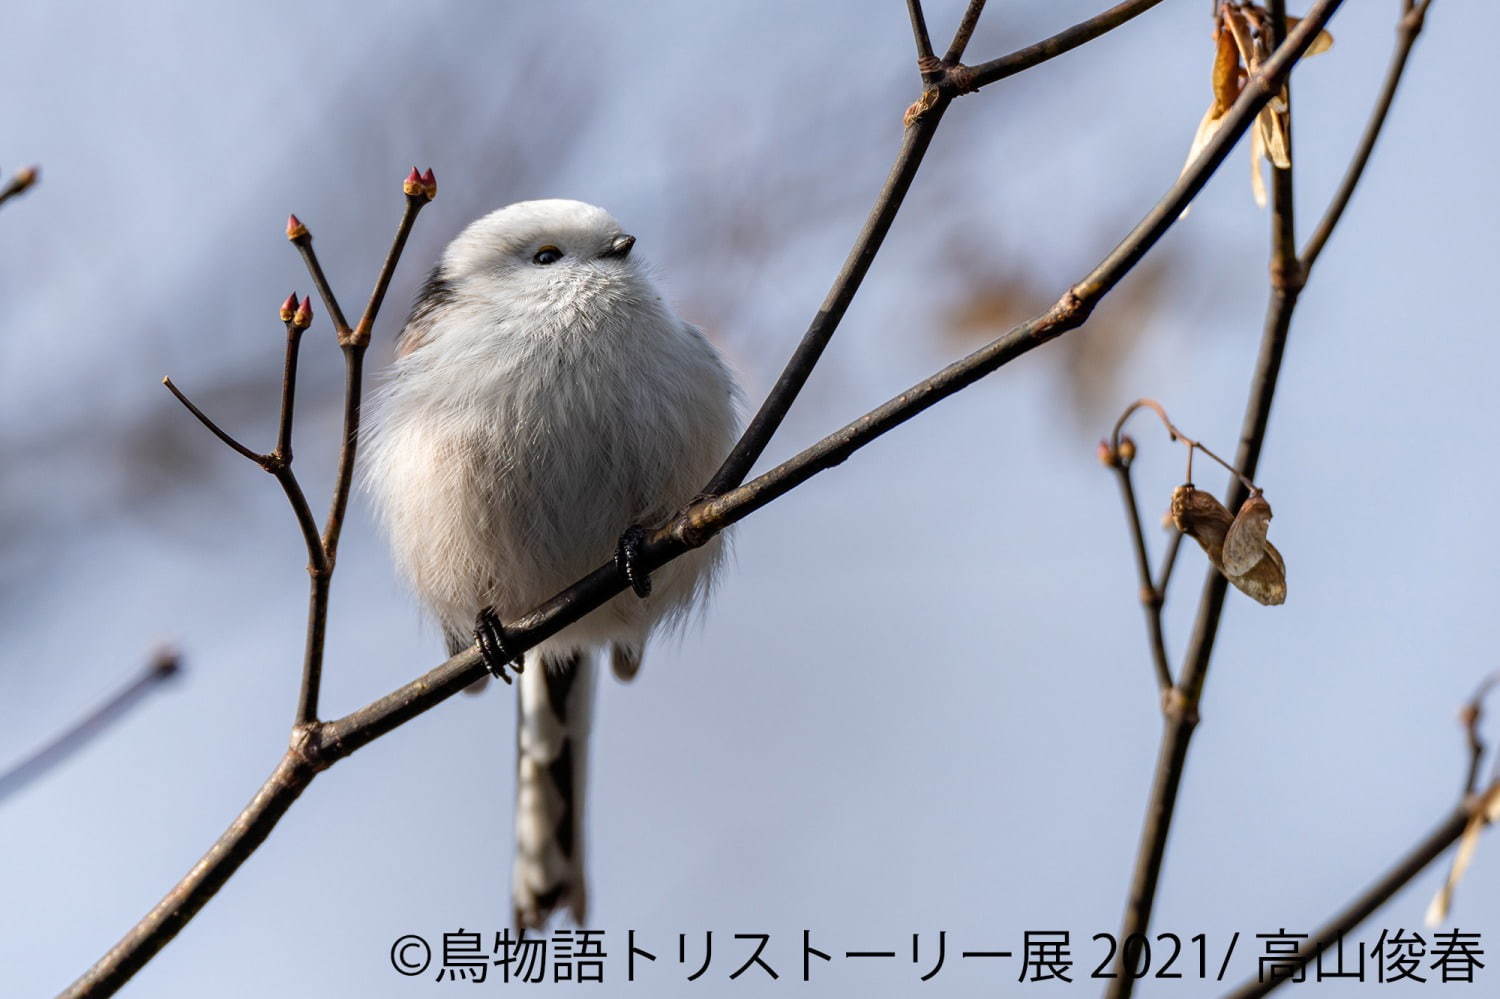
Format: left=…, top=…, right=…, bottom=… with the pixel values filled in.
left=0, top=164, right=38, bottom=209
left=0, top=648, right=179, bottom=805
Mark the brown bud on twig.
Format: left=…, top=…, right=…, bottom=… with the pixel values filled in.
left=1097, top=440, right=1116, bottom=467
left=279, top=292, right=299, bottom=324
left=285, top=213, right=308, bottom=242
left=420, top=168, right=437, bottom=200
left=1117, top=436, right=1136, bottom=465
left=903, top=87, right=940, bottom=129
left=292, top=295, right=313, bottom=330
left=150, top=646, right=183, bottom=680
left=1170, top=484, right=1286, bottom=605
left=402, top=166, right=424, bottom=198
left=12, top=165, right=38, bottom=190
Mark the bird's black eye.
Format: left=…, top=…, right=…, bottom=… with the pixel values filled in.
left=533, top=246, right=563, bottom=265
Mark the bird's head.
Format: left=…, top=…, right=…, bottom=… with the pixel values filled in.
left=439, top=199, right=645, bottom=322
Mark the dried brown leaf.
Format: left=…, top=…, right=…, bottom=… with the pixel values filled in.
left=1223, top=6, right=1259, bottom=70
left=1250, top=124, right=1269, bottom=207
left=1286, top=16, right=1335, bottom=57
left=1258, top=107, right=1292, bottom=169
left=1212, top=24, right=1244, bottom=116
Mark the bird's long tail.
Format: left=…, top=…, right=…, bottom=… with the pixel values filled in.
left=513, top=649, right=594, bottom=929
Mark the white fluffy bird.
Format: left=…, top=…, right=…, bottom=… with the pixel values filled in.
left=366, top=199, right=737, bottom=928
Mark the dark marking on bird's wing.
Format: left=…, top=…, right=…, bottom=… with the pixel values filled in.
left=395, top=266, right=454, bottom=357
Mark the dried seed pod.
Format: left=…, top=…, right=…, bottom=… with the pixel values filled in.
left=1223, top=493, right=1273, bottom=576
left=1171, top=484, right=1286, bottom=606
left=1171, top=484, right=1233, bottom=560
left=1231, top=539, right=1286, bottom=606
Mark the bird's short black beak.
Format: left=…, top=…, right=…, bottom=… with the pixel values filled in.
left=603, top=233, right=636, bottom=259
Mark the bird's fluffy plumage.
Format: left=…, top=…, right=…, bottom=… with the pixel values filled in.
left=365, top=199, right=736, bottom=927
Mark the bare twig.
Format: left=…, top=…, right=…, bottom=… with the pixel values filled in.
left=271, top=295, right=306, bottom=465
left=161, top=378, right=266, bottom=465
left=1102, top=439, right=1173, bottom=691
left=59, top=14, right=1345, bottom=996
left=1222, top=672, right=1490, bottom=997
left=1107, top=4, right=1436, bottom=991
left=1155, top=526, right=1184, bottom=596
left=942, top=0, right=989, bottom=65
left=1300, top=0, right=1433, bottom=275
left=964, top=0, right=1168, bottom=90
left=1460, top=673, right=1500, bottom=797
left=704, top=103, right=951, bottom=494
left=299, top=182, right=431, bottom=726
left=905, top=0, right=938, bottom=76
left=0, top=650, right=180, bottom=805
left=0, top=164, right=39, bottom=209
left=1220, top=802, right=1477, bottom=998
left=164, top=301, right=327, bottom=621
left=1112, top=398, right=1260, bottom=492
left=703, top=0, right=1167, bottom=496
left=286, top=213, right=352, bottom=338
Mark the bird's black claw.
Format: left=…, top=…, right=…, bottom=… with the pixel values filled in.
left=614, top=525, right=653, bottom=599
left=474, top=607, right=523, bottom=683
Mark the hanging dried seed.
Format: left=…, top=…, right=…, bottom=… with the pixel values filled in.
left=1170, top=485, right=1286, bottom=606
left=1223, top=493, right=1273, bottom=576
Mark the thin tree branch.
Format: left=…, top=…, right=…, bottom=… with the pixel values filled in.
left=300, top=186, right=431, bottom=727
left=1106, top=448, right=1173, bottom=691
left=1111, top=12, right=1305, bottom=991
left=1226, top=673, right=1493, bottom=997
left=272, top=300, right=305, bottom=465
left=704, top=102, right=951, bottom=494
left=963, top=0, right=1168, bottom=90
left=1155, top=526, right=1183, bottom=596
left=905, top=0, right=938, bottom=77
left=164, top=375, right=324, bottom=577
left=349, top=176, right=429, bottom=349
left=285, top=214, right=352, bottom=339
left=1106, top=3, right=1441, bottom=990
left=1460, top=673, right=1499, bottom=797
left=0, top=650, right=180, bottom=805
left=161, top=378, right=267, bottom=466
left=1220, top=802, right=1477, bottom=998
left=1300, top=0, right=1432, bottom=276
left=58, top=747, right=320, bottom=999
left=0, top=164, right=39, bottom=209
left=60, top=15, right=1346, bottom=994
left=703, top=0, right=1166, bottom=497
left=942, top=0, right=988, bottom=66
left=266, top=298, right=328, bottom=574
